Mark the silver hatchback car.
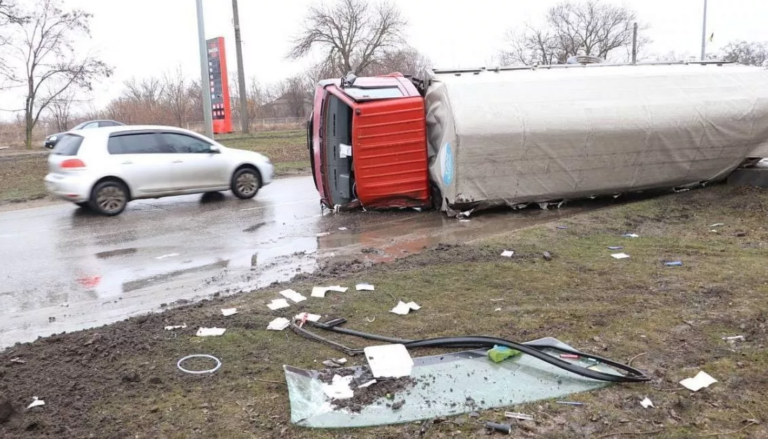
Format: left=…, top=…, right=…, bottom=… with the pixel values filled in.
left=44, top=126, right=274, bottom=215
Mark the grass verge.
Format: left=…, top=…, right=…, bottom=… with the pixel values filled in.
left=0, top=130, right=310, bottom=204
left=0, top=185, right=767, bottom=438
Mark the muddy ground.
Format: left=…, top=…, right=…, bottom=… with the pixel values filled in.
left=1, top=184, right=767, bottom=438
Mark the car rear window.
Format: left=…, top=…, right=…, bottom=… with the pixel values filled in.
left=52, top=135, right=84, bottom=156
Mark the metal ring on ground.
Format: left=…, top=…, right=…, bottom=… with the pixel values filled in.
left=177, top=354, right=222, bottom=374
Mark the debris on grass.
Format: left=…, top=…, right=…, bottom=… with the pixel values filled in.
left=311, top=285, right=348, bottom=298
left=321, top=374, right=355, bottom=400
left=710, top=223, right=725, bottom=227
left=641, top=397, right=654, bottom=408
left=280, top=289, right=307, bottom=303
left=196, top=327, right=226, bottom=337
left=10, top=357, right=26, bottom=364
left=323, top=358, right=348, bottom=368
left=612, top=253, right=630, bottom=259
left=221, top=308, right=237, bottom=317
left=722, top=335, right=745, bottom=343
left=487, top=345, right=521, bottom=363
left=364, top=344, right=413, bottom=378
left=557, top=225, right=568, bottom=230
left=665, top=261, right=683, bottom=267
left=267, top=318, right=290, bottom=331
left=505, top=412, right=534, bottom=421
left=556, top=401, right=585, bottom=406
left=500, top=250, right=515, bottom=257
left=316, top=232, right=330, bottom=237
left=543, top=251, right=553, bottom=261
left=390, top=301, right=421, bottom=315
left=608, top=246, right=623, bottom=250
left=164, top=324, right=187, bottom=331
left=356, top=283, right=375, bottom=291
left=680, top=371, right=717, bottom=392
left=294, top=312, right=321, bottom=323
left=27, top=397, right=45, bottom=409
left=177, top=354, right=222, bottom=375
left=485, top=422, right=513, bottom=434
left=338, top=227, right=348, bottom=231
left=267, top=298, right=290, bottom=310
left=623, top=233, right=639, bottom=238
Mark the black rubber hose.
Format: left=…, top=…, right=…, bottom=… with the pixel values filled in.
left=307, top=323, right=650, bottom=383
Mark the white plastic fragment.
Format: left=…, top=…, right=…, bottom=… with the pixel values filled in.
left=221, top=308, right=238, bottom=317
left=196, top=327, right=226, bottom=337
left=505, top=412, right=534, bottom=421
left=711, top=223, right=724, bottom=227
left=390, top=301, right=421, bottom=315
left=495, top=308, right=502, bottom=312
left=356, top=283, right=375, bottom=291
left=27, top=397, right=45, bottom=409
left=267, top=299, right=290, bottom=310
left=680, top=371, right=718, bottom=392
left=358, top=379, right=377, bottom=388
left=611, top=253, right=630, bottom=259
left=280, top=289, right=307, bottom=303
left=364, top=344, right=414, bottom=378
left=723, top=335, right=745, bottom=342
left=321, top=375, right=355, bottom=400
left=623, top=233, right=640, bottom=238
left=640, top=397, right=654, bottom=408
left=334, top=358, right=347, bottom=365
left=294, top=312, right=321, bottom=322
left=311, top=285, right=348, bottom=298
left=267, top=317, right=290, bottom=331
left=501, top=250, right=515, bottom=257
left=164, top=324, right=187, bottom=331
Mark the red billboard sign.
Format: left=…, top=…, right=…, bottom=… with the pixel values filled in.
left=207, top=37, right=233, bottom=134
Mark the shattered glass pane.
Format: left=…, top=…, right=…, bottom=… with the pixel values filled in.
left=285, top=337, right=615, bottom=428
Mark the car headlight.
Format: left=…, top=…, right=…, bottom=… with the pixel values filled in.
left=49, top=136, right=57, bottom=141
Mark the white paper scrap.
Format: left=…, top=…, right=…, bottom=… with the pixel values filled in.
left=196, top=327, right=226, bottom=337
left=322, top=374, right=355, bottom=399
left=280, top=289, right=307, bottom=303
left=640, top=397, right=654, bottom=408
left=501, top=250, right=515, bottom=257
left=327, top=286, right=348, bottom=293
left=164, top=324, right=187, bottom=331
left=406, top=302, right=421, bottom=311
left=27, top=397, right=45, bottom=409
left=267, top=317, right=290, bottom=331
left=294, top=312, right=321, bottom=322
left=356, top=283, right=375, bottom=291
left=364, top=344, right=414, bottom=378
left=611, top=253, right=630, bottom=260
left=680, top=371, right=717, bottom=392
left=267, top=299, right=290, bottom=310
left=311, top=286, right=328, bottom=298
left=221, top=308, right=238, bottom=317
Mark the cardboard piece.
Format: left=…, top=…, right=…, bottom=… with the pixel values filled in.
left=364, top=344, right=414, bottom=378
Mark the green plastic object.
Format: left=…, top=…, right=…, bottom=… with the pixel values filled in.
left=487, top=345, right=521, bottom=363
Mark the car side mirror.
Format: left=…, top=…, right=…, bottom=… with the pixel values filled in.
left=209, top=145, right=220, bottom=153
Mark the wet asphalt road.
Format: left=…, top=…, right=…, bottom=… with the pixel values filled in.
left=0, top=176, right=597, bottom=348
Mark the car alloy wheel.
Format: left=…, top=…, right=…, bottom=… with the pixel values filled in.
left=232, top=169, right=260, bottom=199
left=90, top=181, right=128, bottom=216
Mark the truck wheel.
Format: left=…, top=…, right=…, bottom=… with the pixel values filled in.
left=231, top=168, right=261, bottom=199
left=89, top=180, right=128, bottom=216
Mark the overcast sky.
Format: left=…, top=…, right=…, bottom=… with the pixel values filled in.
left=4, top=0, right=768, bottom=113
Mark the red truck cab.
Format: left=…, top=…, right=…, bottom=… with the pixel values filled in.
left=307, top=73, right=430, bottom=210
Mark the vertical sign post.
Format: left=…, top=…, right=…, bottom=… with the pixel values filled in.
left=207, top=37, right=233, bottom=134
left=196, top=0, right=213, bottom=138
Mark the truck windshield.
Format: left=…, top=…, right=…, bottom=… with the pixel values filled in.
left=343, top=87, right=403, bottom=100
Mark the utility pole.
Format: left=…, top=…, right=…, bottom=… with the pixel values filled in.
left=700, top=0, right=708, bottom=61
left=232, top=0, right=249, bottom=133
left=631, top=22, right=638, bottom=64
left=196, top=0, right=213, bottom=138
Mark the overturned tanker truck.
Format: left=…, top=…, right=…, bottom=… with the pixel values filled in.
left=306, top=61, right=768, bottom=215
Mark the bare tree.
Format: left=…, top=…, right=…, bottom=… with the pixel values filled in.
left=288, top=0, right=407, bottom=76
left=0, top=0, right=111, bottom=148
left=368, top=47, right=431, bottom=79
left=720, top=41, right=768, bottom=67
left=500, top=0, right=649, bottom=66
left=162, top=67, right=190, bottom=127
left=47, top=87, right=75, bottom=131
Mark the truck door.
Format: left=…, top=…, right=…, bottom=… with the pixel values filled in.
left=324, top=95, right=353, bottom=206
